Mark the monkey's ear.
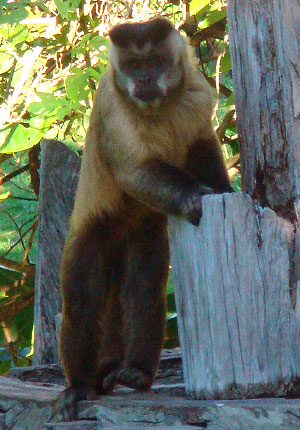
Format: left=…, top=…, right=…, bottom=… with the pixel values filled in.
left=108, top=23, right=131, bottom=48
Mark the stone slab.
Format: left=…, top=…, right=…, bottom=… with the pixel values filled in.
left=45, top=424, right=199, bottom=430
left=0, top=414, right=4, bottom=430
left=2, top=376, right=300, bottom=430
left=78, top=396, right=300, bottom=429
left=0, top=376, right=60, bottom=402
left=45, top=422, right=100, bottom=430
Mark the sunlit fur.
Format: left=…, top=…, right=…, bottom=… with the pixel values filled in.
left=71, top=29, right=214, bottom=231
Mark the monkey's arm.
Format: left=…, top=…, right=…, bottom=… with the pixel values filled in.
left=186, top=134, right=234, bottom=193
left=106, top=152, right=214, bottom=225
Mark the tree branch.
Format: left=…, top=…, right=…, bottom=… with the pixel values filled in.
left=1, top=165, right=29, bottom=185
left=28, top=145, right=40, bottom=196
left=217, top=108, right=236, bottom=141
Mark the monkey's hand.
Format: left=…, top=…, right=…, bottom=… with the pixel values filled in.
left=182, top=185, right=215, bottom=226
left=54, top=386, right=96, bottom=422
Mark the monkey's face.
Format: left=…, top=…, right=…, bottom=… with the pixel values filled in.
left=109, top=18, right=186, bottom=108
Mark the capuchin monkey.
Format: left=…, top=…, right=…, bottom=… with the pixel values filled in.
left=55, top=17, right=233, bottom=421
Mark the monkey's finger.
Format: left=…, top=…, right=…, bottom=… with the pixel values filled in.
left=185, top=208, right=201, bottom=226
left=199, top=184, right=215, bottom=195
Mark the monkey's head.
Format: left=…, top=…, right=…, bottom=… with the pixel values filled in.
left=109, top=18, right=190, bottom=108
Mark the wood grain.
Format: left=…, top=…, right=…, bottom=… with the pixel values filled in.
left=169, top=192, right=300, bottom=399
left=33, top=140, right=80, bottom=365
left=227, top=0, right=300, bottom=219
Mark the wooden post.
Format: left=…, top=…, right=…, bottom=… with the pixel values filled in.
left=169, top=193, right=300, bottom=398
left=169, top=0, right=300, bottom=398
left=33, top=140, right=80, bottom=365
left=227, top=0, right=300, bottom=216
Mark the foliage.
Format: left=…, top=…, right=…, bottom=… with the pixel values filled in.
left=0, top=0, right=240, bottom=372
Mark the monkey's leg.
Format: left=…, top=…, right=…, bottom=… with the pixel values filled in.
left=96, top=285, right=125, bottom=394
left=55, top=219, right=110, bottom=421
left=103, top=214, right=169, bottom=391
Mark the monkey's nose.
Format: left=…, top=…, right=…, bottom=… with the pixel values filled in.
left=138, top=77, right=153, bottom=87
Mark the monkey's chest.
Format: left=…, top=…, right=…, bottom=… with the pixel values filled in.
left=138, top=121, right=193, bottom=167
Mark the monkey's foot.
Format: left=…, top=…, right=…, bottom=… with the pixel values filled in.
left=54, top=386, right=95, bottom=422
left=102, top=367, right=152, bottom=391
left=96, top=359, right=122, bottom=394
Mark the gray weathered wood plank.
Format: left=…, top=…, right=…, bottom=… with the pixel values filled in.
left=33, top=140, right=80, bottom=365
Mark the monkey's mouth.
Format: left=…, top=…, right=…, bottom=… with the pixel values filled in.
left=134, top=87, right=164, bottom=103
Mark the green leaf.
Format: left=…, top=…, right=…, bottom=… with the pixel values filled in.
left=167, top=291, right=176, bottom=313
left=0, top=267, right=21, bottom=288
left=28, top=93, right=62, bottom=115
left=86, top=67, right=102, bottom=82
left=220, top=51, right=231, bottom=73
left=28, top=93, right=76, bottom=123
left=81, top=33, right=92, bottom=43
left=226, top=91, right=235, bottom=107
left=29, top=113, right=57, bottom=131
left=190, top=0, right=211, bottom=16
left=0, top=25, right=29, bottom=45
left=65, top=70, right=90, bottom=102
left=201, top=7, right=227, bottom=29
left=0, top=360, right=11, bottom=375
left=0, top=192, right=10, bottom=200
left=14, top=304, right=34, bottom=347
left=165, top=314, right=179, bottom=348
left=0, top=125, right=43, bottom=154
left=0, top=53, right=14, bottom=74
left=89, top=35, right=108, bottom=50
left=56, top=105, right=76, bottom=121
left=61, top=140, right=83, bottom=153
left=54, top=0, right=81, bottom=19
left=0, top=0, right=29, bottom=24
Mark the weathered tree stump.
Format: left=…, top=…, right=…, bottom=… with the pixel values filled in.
left=169, top=192, right=300, bottom=399
left=33, top=140, right=80, bottom=365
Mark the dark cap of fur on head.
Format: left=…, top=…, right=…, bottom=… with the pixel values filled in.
left=109, top=18, right=174, bottom=50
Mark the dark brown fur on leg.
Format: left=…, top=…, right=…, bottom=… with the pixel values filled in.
left=96, top=285, right=125, bottom=394
left=56, top=218, right=113, bottom=421
left=103, top=213, right=169, bottom=391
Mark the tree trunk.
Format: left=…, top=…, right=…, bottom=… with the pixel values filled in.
left=33, top=140, right=80, bottom=365
left=169, top=0, right=300, bottom=398
left=227, top=0, right=300, bottom=220
left=227, top=0, right=300, bottom=309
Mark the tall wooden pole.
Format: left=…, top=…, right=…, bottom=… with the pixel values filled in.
left=33, top=140, right=80, bottom=364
